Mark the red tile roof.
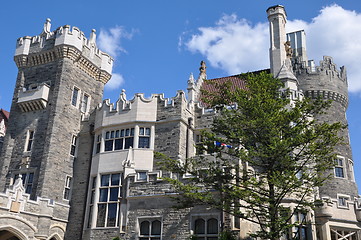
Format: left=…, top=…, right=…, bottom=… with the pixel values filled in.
left=0, top=109, right=9, bottom=121
left=199, top=69, right=270, bottom=107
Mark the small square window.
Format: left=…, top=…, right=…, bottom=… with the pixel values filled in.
left=335, top=157, right=345, bottom=178
left=337, top=195, right=349, bottom=208
left=138, top=172, right=147, bottom=181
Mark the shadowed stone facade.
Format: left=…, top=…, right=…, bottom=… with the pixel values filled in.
left=0, top=5, right=360, bottom=240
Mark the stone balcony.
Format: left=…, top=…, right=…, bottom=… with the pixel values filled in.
left=17, top=84, right=50, bottom=112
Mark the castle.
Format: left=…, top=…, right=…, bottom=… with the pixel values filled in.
left=0, top=5, right=360, bottom=240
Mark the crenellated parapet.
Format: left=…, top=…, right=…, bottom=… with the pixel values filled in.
left=293, top=56, right=348, bottom=107
left=14, top=19, right=113, bottom=84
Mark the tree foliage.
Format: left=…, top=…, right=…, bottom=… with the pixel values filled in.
left=157, top=72, right=344, bottom=240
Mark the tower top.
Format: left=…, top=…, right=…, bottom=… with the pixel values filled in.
left=266, top=5, right=287, bottom=18
left=14, top=19, right=113, bottom=82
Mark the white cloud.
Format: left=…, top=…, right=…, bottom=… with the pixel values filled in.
left=186, top=14, right=269, bottom=75
left=98, top=26, right=135, bottom=90
left=105, top=73, right=125, bottom=90
left=98, top=26, right=134, bottom=58
left=184, top=5, right=361, bottom=93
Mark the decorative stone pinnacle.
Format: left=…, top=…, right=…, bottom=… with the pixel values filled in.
left=188, top=73, right=195, bottom=84
left=43, top=18, right=51, bottom=33
left=90, top=29, right=97, bottom=44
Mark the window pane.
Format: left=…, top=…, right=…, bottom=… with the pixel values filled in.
left=140, top=221, right=150, bottom=235
left=138, top=172, right=147, bottom=180
left=90, top=190, right=95, bottom=204
left=99, top=188, right=108, bottom=202
left=109, top=187, right=119, bottom=201
left=120, top=129, right=124, bottom=137
left=105, top=131, right=110, bottom=139
left=28, top=173, right=34, bottom=183
left=96, top=204, right=106, bottom=227
left=111, top=174, right=120, bottom=186
left=96, top=142, right=101, bottom=153
left=335, top=167, right=344, bottom=178
left=110, top=131, right=115, bottom=138
left=125, top=137, right=134, bottom=149
left=114, top=139, right=123, bottom=150
left=72, top=88, right=78, bottom=106
left=87, top=205, right=93, bottom=228
left=25, top=184, right=32, bottom=194
left=105, top=140, right=113, bottom=151
left=207, top=218, right=218, bottom=234
left=151, top=220, right=161, bottom=235
left=130, top=128, right=134, bottom=136
left=300, top=227, right=307, bottom=240
left=125, top=129, right=130, bottom=136
left=27, top=140, right=33, bottom=151
left=140, top=127, right=144, bottom=135
left=139, top=137, right=150, bottom=148
left=194, top=219, right=205, bottom=234
left=115, top=130, right=119, bottom=138
left=64, top=188, right=70, bottom=200
left=101, top=175, right=110, bottom=186
left=145, top=128, right=150, bottom=136
left=92, top=177, right=97, bottom=188
left=107, top=203, right=117, bottom=227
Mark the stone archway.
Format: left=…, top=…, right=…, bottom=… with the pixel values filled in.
left=0, top=230, right=22, bottom=240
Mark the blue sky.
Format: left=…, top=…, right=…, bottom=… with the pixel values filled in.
left=1, top=1, right=361, bottom=189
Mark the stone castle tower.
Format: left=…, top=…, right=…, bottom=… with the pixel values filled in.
left=0, top=5, right=361, bottom=240
left=0, top=19, right=112, bottom=239
left=267, top=5, right=360, bottom=239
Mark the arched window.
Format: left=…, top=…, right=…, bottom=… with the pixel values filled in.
left=193, top=217, right=219, bottom=239
left=139, top=219, right=162, bottom=239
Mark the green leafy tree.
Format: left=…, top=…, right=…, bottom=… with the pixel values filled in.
left=158, top=72, right=344, bottom=240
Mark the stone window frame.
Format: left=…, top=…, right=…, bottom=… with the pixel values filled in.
left=13, top=172, right=34, bottom=195
left=138, top=216, right=163, bottom=240
left=330, top=228, right=358, bottom=240
left=70, top=135, right=77, bottom=157
left=24, top=129, right=35, bottom=152
left=80, top=92, right=91, bottom=113
left=292, top=211, right=310, bottom=240
left=71, top=86, right=80, bottom=107
left=348, top=159, right=355, bottom=182
left=137, top=171, right=148, bottom=181
left=104, top=128, right=135, bottom=152
left=337, top=194, right=350, bottom=209
left=190, top=213, right=220, bottom=239
left=63, top=175, right=72, bottom=200
left=96, top=173, right=122, bottom=228
left=334, top=156, right=345, bottom=179
left=138, top=127, right=151, bottom=148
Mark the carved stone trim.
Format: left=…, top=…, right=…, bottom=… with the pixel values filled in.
left=13, top=45, right=111, bottom=83
left=305, top=90, right=348, bottom=107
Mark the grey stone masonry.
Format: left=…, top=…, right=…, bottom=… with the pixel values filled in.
left=294, top=55, right=358, bottom=199
left=0, top=19, right=113, bottom=240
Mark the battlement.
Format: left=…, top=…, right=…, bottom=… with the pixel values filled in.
left=14, top=19, right=113, bottom=79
